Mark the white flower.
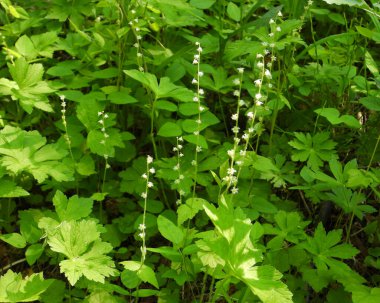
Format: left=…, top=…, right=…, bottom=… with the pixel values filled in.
left=234, top=137, right=240, bottom=144
left=137, top=52, right=142, bottom=57
left=232, top=126, right=240, bottom=134
left=231, top=113, right=238, bottom=121
left=239, top=99, right=245, bottom=106
left=196, top=146, right=202, bottom=152
left=196, top=119, right=202, bottom=124
left=255, top=93, right=262, bottom=100
left=262, top=42, right=269, bottom=46
left=104, top=113, right=109, bottom=118
left=278, top=11, right=283, bottom=17
left=256, top=54, right=263, bottom=58
left=233, top=90, right=240, bottom=96
left=98, top=119, right=104, bottom=124
left=178, top=137, right=183, bottom=142
left=265, top=69, right=272, bottom=79
left=198, top=71, right=204, bottom=77
left=147, top=181, right=153, bottom=188
left=233, top=78, right=240, bottom=85
left=199, top=106, right=205, bottom=111
left=137, top=35, right=142, bottom=40
left=195, top=41, right=200, bottom=46
left=256, top=100, right=264, bottom=106
left=192, top=78, right=198, bottom=84
left=193, top=96, right=199, bottom=102
left=254, top=79, right=262, bottom=87
left=142, top=173, right=148, bottom=179
left=269, top=18, right=275, bottom=24
left=179, top=190, right=185, bottom=196
left=231, top=187, right=239, bottom=194
left=193, top=59, right=198, bottom=64
left=179, top=174, right=184, bottom=180
left=149, top=167, right=155, bottom=174
left=269, top=43, right=275, bottom=48
left=240, top=150, right=246, bottom=156
left=237, top=67, right=244, bottom=74
left=276, top=26, right=281, bottom=32
left=227, top=168, right=236, bottom=176
left=141, top=192, right=147, bottom=199
left=194, top=54, right=200, bottom=59
left=248, top=127, right=254, bottom=133
left=242, top=133, right=249, bottom=140
left=194, top=131, right=199, bottom=135
left=199, top=89, right=204, bottom=95
left=174, top=179, right=180, bottom=184
left=139, top=223, right=146, bottom=231
left=147, top=155, right=153, bottom=164
left=98, top=111, right=103, bottom=116
left=247, top=111, right=254, bottom=119
left=191, top=160, right=197, bottom=166
left=257, top=62, right=264, bottom=68
left=197, top=46, right=203, bottom=53
left=173, top=164, right=180, bottom=171
left=269, top=33, right=274, bottom=37
left=227, top=149, right=235, bottom=158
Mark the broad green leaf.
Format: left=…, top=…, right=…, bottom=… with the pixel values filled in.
left=157, top=215, right=184, bottom=245
left=177, top=197, right=206, bottom=225
left=87, top=128, right=125, bottom=157
left=360, top=96, right=380, bottom=111
left=147, top=246, right=182, bottom=262
left=15, top=35, right=38, bottom=59
left=190, top=0, right=215, bottom=9
left=41, top=220, right=116, bottom=285
left=25, top=244, right=44, bottom=265
left=108, top=91, right=137, bottom=104
left=0, top=270, right=53, bottom=303
left=52, top=190, right=93, bottom=221
left=124, top=70, right=159, bottom=95
left=322, top=0, right=368, bottom=8
left=227, top=2, right=241, bottom=21
left=120, top=261, right=159, bottom=288
left=155, top=100, right=177, bottom=112
left=157, top=122, right=182, bottom=137
left=0, top=233, right=26, bottom=248
left=0, top=126, right=72, bottom=183
left=315, top=108, right=361, bottom=128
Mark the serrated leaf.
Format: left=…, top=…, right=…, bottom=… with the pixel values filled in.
left=52, top=190, right=93, bottom=221
left=0, top=179, right=29, bottom=198
left=177, top=198, right=206, bottom=225
left=0, top=270, right=53, bottom=302
left=41, top=220, right=116, bottom=285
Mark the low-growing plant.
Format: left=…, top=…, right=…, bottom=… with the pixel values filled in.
left=0, top=0, right=379, bottom=302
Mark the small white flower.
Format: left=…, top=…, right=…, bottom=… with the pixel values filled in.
left=198, top=71, right=204, bottom=77
left=199, top=89, right=204, bottom=95
left=135, top=27, right=140, bottom=31
left=256, top=100, right=264, bottom=106
left=177, top=144, right=183, bottom=150
left=269, top=18, right=275, bottom=24
left=191, top=160, right=197, bottom=166
left=256, top=54, right=263, bottom=58
left=269, top=43, right=275, bottom=48
left=254, top=79, right=262, bottom=87
left=194, top=131, right=199, bottom=135
left=104, top=113, right=109, bottom=118
left=276, top=26, right=281, bottom=32
left=237, top=67, right=244, bottom=74
left=192, top=78, right=198, bottom=84
left=173, top=164, right=180, bottom=171
left=149, top=167, right=155, bottom=174
left=179, top=174, right=184, bottom=180
left=147, top=155, right=153, bottom=164
left=233, top=78, right=240, bottom=85
left=278, top=11, right=283, bottom=17
left=98, top=111, right=103, bottom=116
left=176, top=199, right=181, bottom=205
left=179, top=190, right=185, bottom=196
left=231, top=187, right=239, bottom=194
left=262, top=42, right=269, bottom=46
left=242, top=133, right=249, bottom=140
left=227, top=149, right=235, bottom=158
left=196, top=146, right=202, bottom=152
left=236, top=161, right=243, bottom=166
left=247, top=111, right=254, bottom=119
left=193, top=96, right=199, bottom=102
left=142, top=173, right=148, bottom=179
left=194, top=54, right=200, bottom=59
left=174, top=179, right=180, bottom=184
left=234, top=137, right=240, bottom=144
left=141, top=192, right=147, bottom=199
left=232, top=126, right=240, bottom=134
left=137, top=52, right=142, bottom=57
left=227, top=168, right=236, bottom=176
left=233, top=90, right=240, bottom=96
left=248, top=127, right=254, bottom=133
left=231, top=113, right=238, bottom=121
left=133, top=43, right=139, bottom=48
left=139, top=223, right=146, bottom=231
left=147, top=181, right=153, bottom=188
left=255, top=93, right=262, bottom=100
left=240, top=150, right=246, bottom=156
left=257, top=62, right=264, bottom=68
left=269, top=33, right=274, bottom=37
left=98, top=119, right=104, bottom=124
left=239, top=99, right=245, bottom=106
left=265, top=69, right=272, bottom=79
left=197, top=46, right=203, bottom=53
left=196, top=119, right=202, bottom=124
left=137, top=35, right=142, bottom=40
left=199, top=106, right=205, bottom=111
left=193, top=59, right=198, bottom=64
left=178, top=136, right=184, bottom=142
left=195, top=41, right=200, bottom=46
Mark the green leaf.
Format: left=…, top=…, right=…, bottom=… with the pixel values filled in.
left=52, top=190, right=93, bottom=221
left=0, top=126, right=73, bottom=183
left=124, top=69, right=159, bottom=95
left=157, top=215, right=184, bottom=245
left=87, top=128, right=125, bottom=157
left=15, top=35, right=38, bottom=59
left=190, top=0, right=215, bottom=9
left=25, top=244, right=44, bottom=265
left=120, top=261, right=159, bottom=288
left=0, top=270, right=53, bottom=303
left=322, top=0, right=369, bottom=8
left=0, top=233, right=26, bottom=248
left=0, top=179, right=29, bottom=198
left=360, top=96, right=380, bottom=111
left=41, top=220, right=116, bottom=285
left=157, top=122, right=182, bottom=137
left=227, top=2, right=241, bottom=21
left=315, top=108, right=361, bottom=128
left=288, top=132, right=338, bottom=170
left=177, top=198, right=206, bottom=225
left=155, top=100, right=177, bottom=112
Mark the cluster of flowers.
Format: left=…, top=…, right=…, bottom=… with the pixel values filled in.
left=60, top=95, right=72, bottom=148
left=173, top=136, right=186, bottom=205
left=139, top=155, right=155, bottom=262
left=129, top=9, right=144, bottom=72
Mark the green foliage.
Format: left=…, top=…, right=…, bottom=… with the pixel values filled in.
left=0, top=0, right=379, bottom=301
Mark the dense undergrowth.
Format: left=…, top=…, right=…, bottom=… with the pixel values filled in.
left=0, top=0, right=379, bottom=302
